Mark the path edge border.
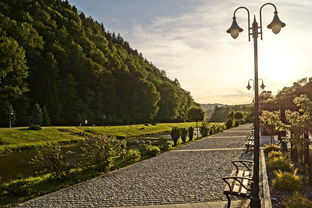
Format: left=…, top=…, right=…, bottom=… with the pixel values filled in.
left=261, top=149, right=272, bottom=208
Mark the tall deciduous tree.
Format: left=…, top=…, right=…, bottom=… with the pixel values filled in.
left=0, top=36, right=28, bottom=100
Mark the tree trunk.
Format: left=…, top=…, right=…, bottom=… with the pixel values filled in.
left=290, top=143, right=299, bottom=164
left=304, top=133, right=310, bottom=165
left=279, top=108, right=287, bottom=151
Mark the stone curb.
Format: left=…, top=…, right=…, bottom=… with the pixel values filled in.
left=114, top=200, right=250, bottom=208
left=261, top=149, right=272, bottom=208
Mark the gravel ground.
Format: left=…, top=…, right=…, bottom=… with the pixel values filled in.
left=17, top=124, right=253, bottom=208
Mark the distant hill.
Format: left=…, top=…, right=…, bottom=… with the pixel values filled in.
left=200, top=103, right=223, bottom=111
left=0, top=0, right=196, bottom=126
left=200, top=103, right=251, bottom=121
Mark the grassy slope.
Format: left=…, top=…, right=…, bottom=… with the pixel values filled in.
left=0, top=122, right=199, bottom=152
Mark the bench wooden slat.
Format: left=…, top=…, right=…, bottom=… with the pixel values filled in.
left=232, top=171, right=243, bottom=193
left=224, top=179, right=233, bottom=193
left=223, top=170, right=252, bottom=195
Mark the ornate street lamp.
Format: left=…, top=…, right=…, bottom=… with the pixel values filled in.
left=247, top=79, right=266, bottom=91
left=226, top=3, right=285, bottom=208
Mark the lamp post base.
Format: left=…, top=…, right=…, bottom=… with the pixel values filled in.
left=251, top=195, right=261, bottom=208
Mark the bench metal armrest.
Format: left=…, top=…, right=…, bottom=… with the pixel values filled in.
left=231, top=160, right=253, bottom=172
left=222, top=176, right=252, bottom=193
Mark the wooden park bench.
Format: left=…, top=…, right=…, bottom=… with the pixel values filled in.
left=245, top=134, right=254, bottom=153
left=222, top=160, right=253, bottom=208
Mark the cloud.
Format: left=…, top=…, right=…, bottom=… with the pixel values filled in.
left=123, top=0, right=312, bottom=104
left=70, top=0, right=312, bottom=104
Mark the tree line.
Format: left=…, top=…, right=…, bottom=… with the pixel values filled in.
left=0, top=0, right=197, bottom=126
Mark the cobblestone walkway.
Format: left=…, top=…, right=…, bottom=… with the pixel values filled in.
left=17, top=124, right=253, bottom=208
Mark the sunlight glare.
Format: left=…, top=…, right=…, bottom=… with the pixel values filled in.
left=259, top=47, right=297, bottom=83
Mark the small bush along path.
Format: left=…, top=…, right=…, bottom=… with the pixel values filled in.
left=15, top=124, right=253, bottom=208
left=0, top=122, right=199, bottom=152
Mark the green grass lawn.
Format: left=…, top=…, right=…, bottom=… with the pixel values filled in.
left=0, top=122, right=199, bottom=152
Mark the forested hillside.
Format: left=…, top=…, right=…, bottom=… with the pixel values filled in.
left=0, top=0, right=196, bottom=126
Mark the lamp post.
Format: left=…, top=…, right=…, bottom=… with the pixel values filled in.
left=226, top=3, right=285, bottom=208
left=9, top=111, right=13, bottom=128
left=247, top=79, right=266, bottom=91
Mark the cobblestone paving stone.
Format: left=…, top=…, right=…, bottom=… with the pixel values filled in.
left=181, top=124, right=252, bottom=150
left=17, top=124, right=253, bottom=208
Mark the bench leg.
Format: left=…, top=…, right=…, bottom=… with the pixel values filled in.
left=225, top=193, right=231, bottom=208
left=245, top=145, right=249, bottom=153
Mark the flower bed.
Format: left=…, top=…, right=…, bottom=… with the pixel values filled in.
left=264, top=144, right=312, bottom=207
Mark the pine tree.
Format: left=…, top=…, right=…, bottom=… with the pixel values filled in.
left=42, top=106, right=50, bottom=126
left=30, top=103, right=43, bottom=126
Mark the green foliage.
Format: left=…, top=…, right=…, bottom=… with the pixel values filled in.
left=272, top=169, right=302, bottom=192
left=283, top=192, right=312, bottom=208
left=234, top=111, right=244, bottom=120
left=0, top=0, right=196, bottom=126
left=157, top=137, right=172, bottom=152
left=42, top=106, right=50, bottom=126
left=0, top=168, right=100, bottom=208
left=0, top=36, right=28, bottom=100
left=80, top=136, right=123, bottom=172
left=0, top=178, right=36, bottom=196
left=210, top=105, right=251, bottom=123
left=170, top=127, right=181, bottom=146
left=138, top=144, right=160, bottom=158
left=187, top=106, right=205, bottom=122
left=0, top=122, right=197, bottom=152
left=227, top=111, right=234, bottom=120
left=225, top=119, right=233, bottom=129
left=112, top=149, right=141, bottom=169
left=234, top=120, right=240, bottom=127
left=29, top=103, right=43, bottom=126
left=181, top=128, right=188, bottom=143
left=268, top=150, right=284, bottom=160
left=200, top=123, right=209, bottom=137
left=302, top=165, right=312, bottom=185
left=30, top=144, right=71, bottom=179
left=188, top=127, right=194, bottom=141
left=268, top=156, right=293, bottom=171
left=260, top=110, right=289, bottom=133
left=263, top=144, right=281, bottom=153
left=28, top=125, right=42, bottom=130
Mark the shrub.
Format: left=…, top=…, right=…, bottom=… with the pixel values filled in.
left=181, top=128, right=188, bottom=143
left=170, top=127, right=181, bottom=146
left=29, top=103, right=42, bottom=126
left=138, top=144, right=160, bottom=158
left=234, top=111, right=244, bottom=120
left=264, top=144, right=280, bottom=153
left=272, top=169, right=302, bottom=192
left=42, top=106, right=50, bottom=126
left=188, top=127, right=194, bottom=141
left=0, top=179, right=36, bottom=196
left=157, top=137, right=172, bottom=152
left=200, top=123, right=209, bottom=137
left=226, top=119, right=233, bottom=129
left=268, top=150, right=284, bottom=160
left=302, top=165, right=312, bottom=185
left=80, top=136, right=124, bottom=172
left=28, top=125, right=42, bottom=130
left=113, top=150, right=141, bottom=169
left=234, top=120, right=240, bottom=127
left=283, top=192, right=312, bottom=208
left=268, top=156, right=293, bottom=171
left=30, top=144, right=71, bottom=179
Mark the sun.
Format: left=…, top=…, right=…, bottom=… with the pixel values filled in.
left=259, top=46, right=297, bottom=83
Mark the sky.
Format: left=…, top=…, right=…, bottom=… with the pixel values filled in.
left=68, top=0, right=312, bottom=104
